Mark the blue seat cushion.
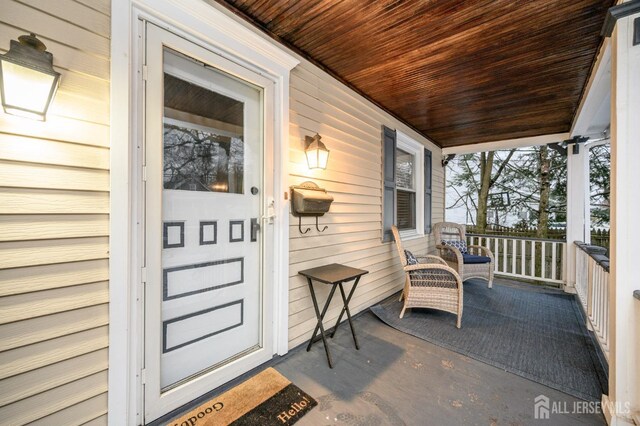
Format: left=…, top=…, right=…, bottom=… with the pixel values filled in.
left=462, top=253, right=491, bottom=264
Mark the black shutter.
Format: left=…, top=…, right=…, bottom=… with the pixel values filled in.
left=382, top=126, right=397, bottom=242
left=424, top=148, right=432, bottom=234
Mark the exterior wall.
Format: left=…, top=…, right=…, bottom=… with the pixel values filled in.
left=0, top=1, right=110, bottom=424
left=287, top=59, right=444, bottom=348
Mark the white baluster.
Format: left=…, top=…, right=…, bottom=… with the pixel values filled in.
left=551, top=242, right=557, bottom=281
left=541, top=242, right=546, bottom=280
left=521, top=239, right=526, bottom=275
left=531, top=241, right=536, bottom=278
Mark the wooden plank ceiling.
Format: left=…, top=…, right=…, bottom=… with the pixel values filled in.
left=217, top=0, right=613, bottom=148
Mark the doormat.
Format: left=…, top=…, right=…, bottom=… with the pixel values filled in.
left=166, top=368, right=317, bottom=426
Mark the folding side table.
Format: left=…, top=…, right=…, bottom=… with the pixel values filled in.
left=298, top=263, right=368, bottom=368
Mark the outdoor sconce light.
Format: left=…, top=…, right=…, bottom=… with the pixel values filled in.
left=0, top=33, right=60, bottom=121
left=304, top=133, right=330, bottom=170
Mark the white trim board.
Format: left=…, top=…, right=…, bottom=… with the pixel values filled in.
left=571, top=39, right=612, bottom=138
left=442, top=132, right=570, bottom=155
left=396, top=130, right=425, bottom=239
left=108, top=1, right=298, bottom=424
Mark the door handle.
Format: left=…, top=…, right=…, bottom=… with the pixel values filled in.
left=251, top=218, right=260, bottom=242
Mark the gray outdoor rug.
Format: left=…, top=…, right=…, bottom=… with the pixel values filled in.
left=370, top=279, right=607, bottom=401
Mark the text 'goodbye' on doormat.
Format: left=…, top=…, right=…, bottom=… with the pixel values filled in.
left=166, top=368, right=317, bottom=426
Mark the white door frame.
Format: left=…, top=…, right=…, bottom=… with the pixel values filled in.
left=109, top=1, right=298, bottom=424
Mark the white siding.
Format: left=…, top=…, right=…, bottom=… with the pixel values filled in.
left=0, top=1, right=110, bottom=424
left=288, top=59, right=445, bottom=348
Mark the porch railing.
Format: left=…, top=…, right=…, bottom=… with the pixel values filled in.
left=466, top=234, right=566, bottom=286
left=575, top=241, right=610, bottom=360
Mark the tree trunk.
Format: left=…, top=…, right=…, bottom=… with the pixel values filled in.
left=476, top=151, right=494, bottom=234
left=537, top=145, right=551, bottom=238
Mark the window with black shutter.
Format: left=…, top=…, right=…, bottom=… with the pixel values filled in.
left=381, top=126, right=433, bottom=241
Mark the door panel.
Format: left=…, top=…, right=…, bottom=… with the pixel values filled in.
left=160, top=49, right=262, bottom=389
left=144, top=23, right=274, bottom=421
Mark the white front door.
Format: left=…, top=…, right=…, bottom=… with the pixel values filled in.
left=143, top=23, right=275, bottom=422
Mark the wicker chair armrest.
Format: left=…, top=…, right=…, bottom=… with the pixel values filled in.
left=436, top=244, right=463, bottom=265
left=468, top=245, right=495, bottom=261
left=403, top=263, right=463, bottom=290
left=415, top=255, right=447, bottom=265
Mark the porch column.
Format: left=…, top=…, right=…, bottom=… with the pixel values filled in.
left=607, top=6, right=640, bottom=425
left=565, top=142, right=590, bottom=293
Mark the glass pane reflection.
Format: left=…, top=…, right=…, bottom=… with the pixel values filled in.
left=163, top=72, right=244, bottom=194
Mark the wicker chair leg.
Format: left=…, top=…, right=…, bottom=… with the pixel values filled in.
left=456, top=312, right=461, bottom=329
left=399, top=304, right=407, bottom=319
left=399, top=276, right=410, bottom=301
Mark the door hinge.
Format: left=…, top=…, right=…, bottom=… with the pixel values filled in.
left=140, top=368, right=147, bottom=385
left=142, top=166, right=147, bottom=182
left=141, top=267, right=147, bottom=284
left=142, top=65, right=148, bottom=81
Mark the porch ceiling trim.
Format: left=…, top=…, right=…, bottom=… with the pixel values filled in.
left=441, top=132, right=571, bottom=155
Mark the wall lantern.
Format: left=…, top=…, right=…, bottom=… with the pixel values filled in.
left=304, top=133, right=330, bottom=170
left=0, top=33, right=60, bottom=121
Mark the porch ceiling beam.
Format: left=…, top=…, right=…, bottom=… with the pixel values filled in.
left=441, top=132, right=570, bottom=155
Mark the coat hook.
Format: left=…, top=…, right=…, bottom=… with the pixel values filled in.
left=315, top=216, right=328, bottom=233
left=298, top=216, right=311, bottom=234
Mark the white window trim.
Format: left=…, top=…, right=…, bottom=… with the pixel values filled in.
left=396, top=130, right=424, bottom=239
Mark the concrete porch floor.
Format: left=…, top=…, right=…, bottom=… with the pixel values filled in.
left=274, top=308, right=606, bottom=425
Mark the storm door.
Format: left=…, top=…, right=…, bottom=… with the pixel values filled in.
left=143, top=23, right=274, bottom=422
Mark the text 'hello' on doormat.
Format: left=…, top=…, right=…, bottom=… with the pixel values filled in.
left=166, top=368, right=317, bottom=426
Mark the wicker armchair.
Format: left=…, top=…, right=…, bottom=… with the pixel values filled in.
left=391, top=226, right=463, bottom=328
left=433, top=222, right=494, bottom=288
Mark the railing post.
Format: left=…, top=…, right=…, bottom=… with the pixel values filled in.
left=566, top=141, right=590, bottom=293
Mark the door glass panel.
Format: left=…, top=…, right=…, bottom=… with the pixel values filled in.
left=160, top=48, right=263, bottom=390
left=163, top=73, right=244, bottom=193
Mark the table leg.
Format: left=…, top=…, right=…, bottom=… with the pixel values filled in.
left=305, top=278, right=338, bottom=368
left=330, top=276, right=360, bottom=350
